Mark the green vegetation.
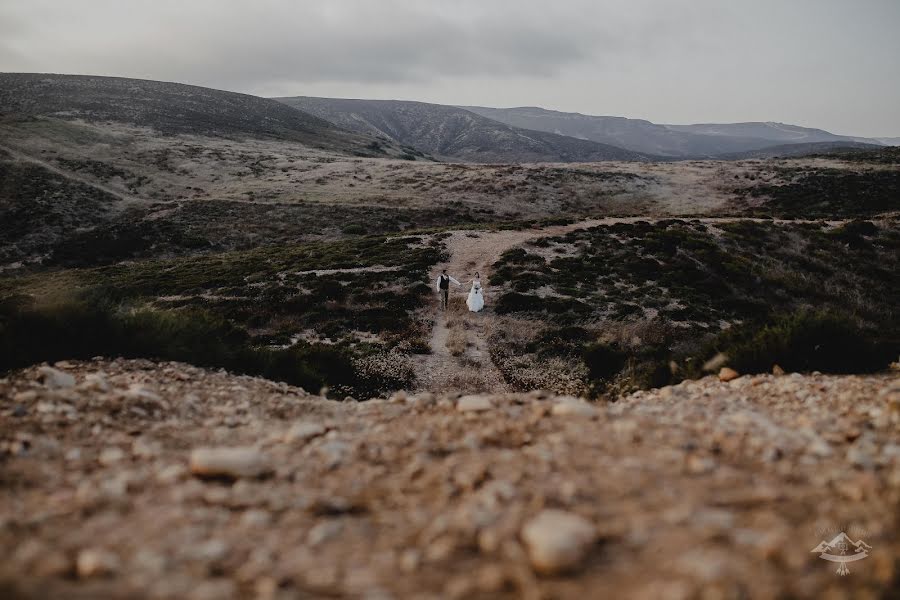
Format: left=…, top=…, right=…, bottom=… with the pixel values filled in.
left=490, top=219, right=899, bottom=394
left=0, top=234, right=445, bottom=398
left=698, top=311, right=890, bottom=376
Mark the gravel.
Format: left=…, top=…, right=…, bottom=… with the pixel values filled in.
left=1, top=359, right=898, bottom=599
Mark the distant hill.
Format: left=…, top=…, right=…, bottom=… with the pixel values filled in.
left=461, top=105, right=767, bottom=157
left=461, top=106, right=886, bottom=158
left=716, top=140, right=884, bottom=160
left=665, top=121, right=875, bottom=146
left=0, top=73, right=406, bottom=157
left=274, top=97, right=650, bottom=163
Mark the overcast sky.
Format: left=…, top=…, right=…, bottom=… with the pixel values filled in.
left=2, top=0, right=899, bottom=136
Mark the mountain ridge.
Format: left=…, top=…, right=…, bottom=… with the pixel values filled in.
left=274, top=96, right=651, bottom=163
left=461, top=105, right=887, bottom=158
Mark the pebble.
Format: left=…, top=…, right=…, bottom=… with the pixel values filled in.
left=551, top=397, right=597, bottom=417
left=99, top=446, right=126, bottom=466
left=457, top=395, right=494, bottom=412
left=190, top=447, right=270, bottom=479
left=520, top=509, right=597, bottom=574
left=283, top=421, right=327, bottom=443
left=718, top=367, right=740, bottom=382
left=76, top=548, right=120, bottom=578
left=38, top=366, right=76, bottom=389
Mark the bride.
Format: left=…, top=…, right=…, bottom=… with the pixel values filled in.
left=466, top=272, right=485, bottom=312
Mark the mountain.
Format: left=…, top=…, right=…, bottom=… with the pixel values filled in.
left=875, top=137, right=900, bottom=146
left=461, top=106, right=886, bottom=158
left=461, top=105, right=764, bottom=157
left=0, top=73, right=405, bottom=157
left=273, top=97, right=650, bottom=163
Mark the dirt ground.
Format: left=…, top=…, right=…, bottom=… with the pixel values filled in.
left=2, top=360, right=898, bottom=599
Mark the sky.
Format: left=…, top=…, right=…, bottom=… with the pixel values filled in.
left=1, top=0, right=899, bottom=137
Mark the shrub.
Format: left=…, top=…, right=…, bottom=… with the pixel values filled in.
left=342, top=223, right=367, bottom=235
left=583, top=342, right=628, bottom=382
left=0, top=296, right=364, bottom=396
left=708, top=311, right=893, bottom=375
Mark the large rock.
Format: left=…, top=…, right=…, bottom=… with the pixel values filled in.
left=551, top=397, right=598, bottom=417
left=283, top=421, right=327, bottom=443
left=521, top=510, right=597, bottom=574
left=189, top=447, right=270, bottom=479
left=718, top=367, right=740, bottom=382
left=37, top=366, right=76, bottom=389
left=76, top=549, right=119, bottom=578
left=457, top=395, right=494, bottom=412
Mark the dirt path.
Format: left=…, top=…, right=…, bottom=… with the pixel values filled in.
left=0, top=142, right=146, bottom=208
left=414, top=220, right=605, bottom=393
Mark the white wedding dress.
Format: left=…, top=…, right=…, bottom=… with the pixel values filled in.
left=466, top=279, right=484, bottom=312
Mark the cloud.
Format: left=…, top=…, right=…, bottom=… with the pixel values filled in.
left=0, top=0, right=711, bottom=88
left=0, top=0, right=898, bottom=135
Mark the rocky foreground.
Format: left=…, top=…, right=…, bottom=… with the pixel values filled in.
left=1, top=360, right=899, bottom=599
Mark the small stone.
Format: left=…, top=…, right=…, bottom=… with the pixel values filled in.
left=398, top=549, right=421, bottom=573
left=718, top=367, right=740, bottom=382
left=847, top=446, right=875, bottom=470
left=283, top=422, right=327, bottom=444
left=81, top=373, right=110, bottom=392
left=388, top=390, right=408, bottom=404
left=156, top=463, right=188, bottom=484
left=520, top=509, right=597, bottom=575
left=686, top=455, right=717, bottom=474
left=125, top=384, right=164, bottom=404
left=37, top=366, right=76, bottom=389
left=240, top=509, right=271, bottom=528
left=13, top=390, right=38, bottom=403
left=457, top=395, right=493, bottom=412
left=76, top=548, right=119, bottom=578
left=551, top=397, right=597, bottom=417
left=190, top=447, right=270, bottom=479
left=772, top=364, right=786, bottom=376
left=307, top=520, right=343, bottom=546
left=99, top=447, right=126, bottom=466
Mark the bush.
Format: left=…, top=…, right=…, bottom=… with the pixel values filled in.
left=0, top=296, right=362, bottom=396
left=709, top=311, right=894, bottom=375
left=583, top=342, right=628, bottom=382
left=342, top=223, right=367, bottom=235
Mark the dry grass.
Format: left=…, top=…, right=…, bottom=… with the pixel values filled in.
left=446, top=327, right=468, bottom=357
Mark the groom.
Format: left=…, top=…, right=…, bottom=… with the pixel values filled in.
left=435, top=269, right=460, bottom=310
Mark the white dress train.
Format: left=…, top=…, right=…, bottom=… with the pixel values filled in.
left=466, top=279, right=484, bottom=312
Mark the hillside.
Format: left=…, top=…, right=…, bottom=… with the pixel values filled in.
left=274, top=97, right=649, bottom=163
left=461, top=106, right=886, bottom=158
left=0, top=73, right=404, bottom=157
